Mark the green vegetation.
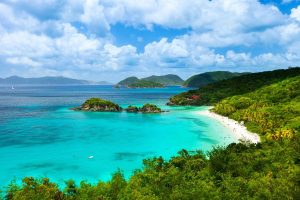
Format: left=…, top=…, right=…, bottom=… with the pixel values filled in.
left=169, top=67, right=300, bottom=105
left=73, top=98, right=164, bottom=113
left=4, top=68, right=300, bottom=199
left=140, top=103, right=162, bottom=113
left=125, top=105, right=139, bottom=113
left=74, top=98, right=122, bottom=112
left=4, top=141, right=299, bottom=199
left=183, top=71, right=247, bottom=88
left=213, top=76, right=300, bottom=141
left=117, top=77, right=139, bottom=86
left=128, top=80, right=164, bottom=88
left=142, top=74, right=183, bottom=85
left=125, top=104, right=163, bottom=113
left=116, top=74, right=183, bottom=87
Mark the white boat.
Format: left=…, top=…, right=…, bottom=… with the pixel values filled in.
left=88, top=155, right=94, bottom=159
left=11, top=85, right=15, bottom=90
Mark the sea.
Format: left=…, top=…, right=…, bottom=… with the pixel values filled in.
left=0, top=85, right=236, bottom=188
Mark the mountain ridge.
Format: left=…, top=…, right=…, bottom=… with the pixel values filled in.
left=0, top=76, right=112, bottom=85
left=117, top=74, right=184, bottom=87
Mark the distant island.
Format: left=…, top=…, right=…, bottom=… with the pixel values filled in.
left=72, top=98, right=164, bottom=113
left=0, top=76, right=112, bottom=85
left=142, top=74, right=184, bottom=85
left=116, top=74, right=183, bottom=88
left=116, top=72, right=249, bottom=88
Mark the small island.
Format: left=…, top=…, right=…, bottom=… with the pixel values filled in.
left=72, top=98, right=122, bottom=112
left=125, top=104, right=164, bottom=113
left=115, top=75, right=184, bottom=88
left=139, top=103, right=162, bottom=113
left=125, top=105, right=139, bottom=113
left=72, top=98, right=164, bottom=113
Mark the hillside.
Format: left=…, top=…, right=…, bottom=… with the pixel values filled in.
left=7, top=69, right=300, bottom=199
left=141, top=74, right=183, bottom=85
left=0, top=76, right=111, bottom=85
left=128, top=80, right=164, bottom=88
left=117, top=74, right=183, bottom=87
left=117, top=76, right=139, bottom=86
left=168, top=67, right=300, bottom=105
left=183, top=71, right=247, bottom=88
left=213, top=76, right=300, bottom=140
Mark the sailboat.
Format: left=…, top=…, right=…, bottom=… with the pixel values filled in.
left=11, top=85, right=15, bottom=90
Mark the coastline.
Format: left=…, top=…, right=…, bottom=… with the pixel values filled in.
left=196, top=107, right=260, bottom=144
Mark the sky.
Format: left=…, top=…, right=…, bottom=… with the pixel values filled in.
left=0, top=0, right=300, bottom=82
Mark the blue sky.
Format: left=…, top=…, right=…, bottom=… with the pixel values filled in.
left=0, top=0, right=300, bottom=82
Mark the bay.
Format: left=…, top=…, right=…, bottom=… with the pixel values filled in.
left=0, top=85, right=235, bottom=187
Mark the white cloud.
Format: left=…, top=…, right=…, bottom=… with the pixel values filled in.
left=0, top=0, right=300, bottom=81
left=6, top=56, right=42, bottom=67
left=80, top=0, right=110, bottom=35
left=0, top=3, right=41, bottom=32
left=291, top=5, right=300, bottom=21
left=0, top=31, right=54, bottom=57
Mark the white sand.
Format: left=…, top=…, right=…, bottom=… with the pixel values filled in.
left=196, top=108, right=260, bottom=143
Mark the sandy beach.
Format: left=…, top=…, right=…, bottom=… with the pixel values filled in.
left=197, top=108, right=260, bottom=143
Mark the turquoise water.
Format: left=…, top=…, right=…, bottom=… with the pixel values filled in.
left=0, top=85, right=236, bottom=188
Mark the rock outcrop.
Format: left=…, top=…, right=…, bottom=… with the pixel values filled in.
left=72, top=98, right=122, bottom=112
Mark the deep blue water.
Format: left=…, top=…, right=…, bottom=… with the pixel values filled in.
left=0, top=85, right=236, bottom=188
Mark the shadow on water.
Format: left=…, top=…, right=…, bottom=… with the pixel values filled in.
left=15, top=162, right=80, bottom=172
left=114, top=152, right=154, bottom=161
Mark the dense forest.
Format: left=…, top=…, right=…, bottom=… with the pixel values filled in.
left=168, top=67, right=300, bottom=106
left=213, top=76, right=300, bottom=141
left=2, top=68, right=300, bottom=199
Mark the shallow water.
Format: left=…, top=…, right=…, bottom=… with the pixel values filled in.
left=0, top=85, right=236, bottom=188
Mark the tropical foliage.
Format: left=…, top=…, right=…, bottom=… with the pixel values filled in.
left=3, top=68, right=300, bottom=199
left=79, top=98, right=122, bottom=112
left=213, top=76, right=300, bottom=141
left=3, top=141, right=299, bottom=199
left=168, top=67, right=300, bottom=105
left=140, top=103, right=162, bottom=113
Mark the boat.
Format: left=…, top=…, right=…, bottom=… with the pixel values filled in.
left=11, top=85, right=15, bottom=90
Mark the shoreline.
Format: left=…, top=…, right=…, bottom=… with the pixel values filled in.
left=196, top=108, right=260, bottom=143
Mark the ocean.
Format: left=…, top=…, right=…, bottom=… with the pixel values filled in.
left=0, top=85, right=236, bottom=188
